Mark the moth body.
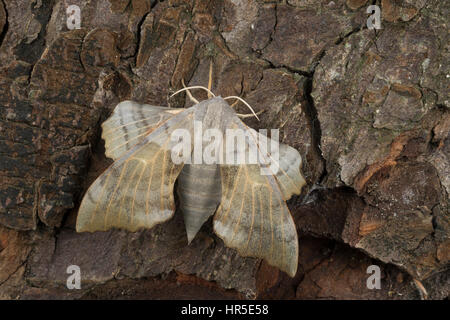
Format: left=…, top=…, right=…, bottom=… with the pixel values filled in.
left=177, top=164, right=221, bottom=243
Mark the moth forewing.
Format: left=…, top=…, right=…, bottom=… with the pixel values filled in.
left=76, top=106, right=196, bottom=233
left=203, top=128, right=223, bottom=165
left=170, top=128, right=192, bottom=165
left=224, top=127, right=247, bottom=165
left=101, top=101, right=185, bottom=161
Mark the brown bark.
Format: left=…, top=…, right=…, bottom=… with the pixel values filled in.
left=0, top=0, right=448, bottom=299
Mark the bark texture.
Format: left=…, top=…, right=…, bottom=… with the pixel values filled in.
left=0, top=0, right=448, bottom=299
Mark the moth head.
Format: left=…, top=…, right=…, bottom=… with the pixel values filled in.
left=171, top=85, right=261, bottom=121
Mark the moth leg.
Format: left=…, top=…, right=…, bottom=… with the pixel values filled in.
left=181, top=78, right=199, bottom=104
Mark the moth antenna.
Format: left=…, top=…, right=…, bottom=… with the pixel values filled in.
left=230, top=99, right=239, bottom=108
left=171, top=86, right=216, bottom=99
left=181, top=79, right=199, bottom=104
left=237, top=110, right=264, bottom=118
left=207, top=60, right=213, bottom=99
left=224, top=96, right=260, bottom=121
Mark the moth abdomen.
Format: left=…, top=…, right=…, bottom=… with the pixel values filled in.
left=177, top=164, right=222, bottom=243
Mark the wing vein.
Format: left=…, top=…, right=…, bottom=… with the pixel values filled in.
left=146, top=158, right=157, bottom=219
left=220, top=166, right=242, bottom=224
left=258, top=191, right=264, bottom=256
left=230, top=176, right=247, bottom=243
left=269, top=187, right=274, bottom=260
left=118, top=161, right=140, bottom=223
left=104, top=160, right=130, bottom=228
left=89, top=170, right=113, bottom=226
left=103, top=114, right=164, bottom=134
left=160, top=149, right=167, bottom=211
left=244, top=184, right=256, bottom=251
left=131, top=163, right=147, bottom=226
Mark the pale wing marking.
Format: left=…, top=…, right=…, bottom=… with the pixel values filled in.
left=269, top=186, right=274, bottom=257
left=246, top=124, right=303, bottom=199
left=117, top=161, right=142, bottom=223
left=108, top=130, right=154, bottom=154
left=103, top=114, right=164, bottom=135
left=160, top=143, right=168, bottom=212
left=90, top=170, right=113, bottom=226
left=244, top=185, right=256, bottom=252
left=104, top=160, right=130, bottom=228
left=230, top=178, right=248, bottom=243
left=218, top=166, right=243, bottom=224
left=131, top=164, right=147, bottom=225
left=258, top=190, right=264, bottom=257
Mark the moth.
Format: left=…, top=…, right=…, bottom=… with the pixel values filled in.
left=76, top=85, right=306, bottom=277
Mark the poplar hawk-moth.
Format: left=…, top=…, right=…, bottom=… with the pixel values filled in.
left=76, top=95, right=306, bottom=277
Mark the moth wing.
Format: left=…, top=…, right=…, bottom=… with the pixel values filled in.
left=276, top=142, right=306, bottom=199
left=76, top=107, right=194, bottom=232
left=249, top=129, right=306, bottom=200
left=102, top=100, right=184, bottom=160
left=213, top=119, right=299, bottom=277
